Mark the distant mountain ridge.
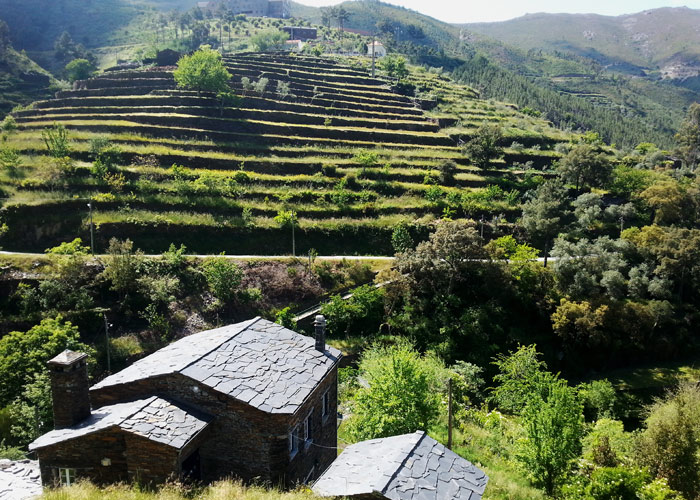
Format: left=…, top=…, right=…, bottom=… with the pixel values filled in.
left=463, top=7, right=700, bottom=83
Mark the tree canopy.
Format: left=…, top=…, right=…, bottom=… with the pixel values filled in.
left=173, top=46, right=232, bottom=93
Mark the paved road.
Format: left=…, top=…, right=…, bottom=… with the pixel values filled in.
left=0, top=251, right=395, bottom=260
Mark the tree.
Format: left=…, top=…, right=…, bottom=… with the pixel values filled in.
left=319, top=284, right=384, bottom=337
left=637, top=384, right=700, bottom=499
left=64, top=58, right=95, bottom=83
left=0, top=19, right=10, bottom=52
left=41, top=123, right=70, bottom=158
left=274, top=209, right=298, bottom=256
left=249, top=28, right=289, bottom=52
left=336, top=6, right=350, bottom=34
left=347, top=340, right=442, bottom=441
left=520, top=179, right=570, bottom=266
left=675, top=103, right=700, bottom=170
left=379, top=54, right=408, bottom=79
left=558, top=144, right=613, bottom=192
left=101, top=238, right=144, bottom=296
left=0, top=317, right=91, bottom=406
left=517, top=375, right=584, bottom=495
left=489, top=344, right=548, bottom=414
left=173, top=46, right=231, bottom=94
left=202, top=256, right=243, bottom=303
left=462, top=123, right=504, bottom=169
left=320, top=7, right=333, bottom=28
left=391, top=223, right=414, bottom=253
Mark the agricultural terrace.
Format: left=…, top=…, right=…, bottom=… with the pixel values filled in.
left=1, top=53, right=574, bottom=254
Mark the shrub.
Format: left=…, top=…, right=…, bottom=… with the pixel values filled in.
left=249, top=28, right=289, bottom=51
left=320, top=284, right=384, bottom=337
left=437, top=159, right=457, bottom=185
left=253, top=77, right=269, bottom=96
left=41, top=123, right=70, bottom=158
left=0, top=115, right=17, bottom=133
left=0, top=147, right=21, bottom=178
left=275, top=306, right=297, bottom=329
left=45, top=238, right=89, bottom=255
left=352, top=150, right=379, bottom=169
left=391, top=223, right=414, bottom=253
left=202, top=257, right=243, bottom=303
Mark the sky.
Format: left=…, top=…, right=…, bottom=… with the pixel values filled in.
left=295, top=0, right=700, bottom=23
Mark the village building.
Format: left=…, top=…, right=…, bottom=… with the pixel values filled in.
left=29, top=316, right=340, bottom=488
left=313, top=431, right=489, bottom=499
left=282, top=26, right=317, bottom=41
left=367, top=41, right=387, bottom=58
left=226, top=0, right=290, bottom=18
left=285, top=40, right=304, bottom=52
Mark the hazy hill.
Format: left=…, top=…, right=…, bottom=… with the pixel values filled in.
left=464, top=7, right=700, bottom=81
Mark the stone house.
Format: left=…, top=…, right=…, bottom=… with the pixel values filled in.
left=313, top=431, right=489, bottom=499
left=29, top=316, right=340, bottom=488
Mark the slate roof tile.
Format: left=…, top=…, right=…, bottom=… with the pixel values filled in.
left=92, top=317, right=341, bottom=415
left=29, top=396, right=211, bottom=451
left=312, top=431, right=488, bottom=500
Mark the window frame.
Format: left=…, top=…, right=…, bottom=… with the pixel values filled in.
left=289, top=424, right=299, bottom=459
left=303, top=410, right=313, bottom=448
left=322, top=390, right=330, bottom=421
left=59, top=468, right=76, bottom=487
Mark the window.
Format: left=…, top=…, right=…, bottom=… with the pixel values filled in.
left=289, top=425, right=299, bottom=458
left=322, top=390, right=330, bottom=420
left=303, top=412, right=312, bottom=447
left=59, top=468, right=76, bottom=487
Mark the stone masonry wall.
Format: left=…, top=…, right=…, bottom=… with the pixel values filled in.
left=36, top=428, right=128, bottom=486
left=89, top=366, right=339, bottom=487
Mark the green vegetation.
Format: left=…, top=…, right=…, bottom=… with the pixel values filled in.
left=173, top=47, right=232, bottom=94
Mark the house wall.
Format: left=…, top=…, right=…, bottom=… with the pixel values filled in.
left=124, top=433, right=180, bottom=485
left=282, top=368, right=337, bottom=486
left=35, top=428, right=129, bottom=486
left=89, top=366, right=338, bottom=488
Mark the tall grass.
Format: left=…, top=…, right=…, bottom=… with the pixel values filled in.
left=39, top=480, right=319, bottom=500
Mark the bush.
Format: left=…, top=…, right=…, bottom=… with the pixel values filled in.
left=202, top=256, right=243, bottom=303
left=588, top=467, right=650, bottom=500
left=41, top=123, right=70, bottom=158
left=249, top=28, right=289, bottom=51
left=45, top=238, right=89, bottom=255
left=320, top=284, right=384, bottom=337
left=391, top=223, right=414, bottom=253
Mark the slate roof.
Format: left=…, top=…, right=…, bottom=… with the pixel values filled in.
left=0, top=460, right=42, bottom=500
left=313, top=431, right=488, bottom=500
left=91, top=317, right=341, bottom=415
left=29, top=396, right=211, bottom=451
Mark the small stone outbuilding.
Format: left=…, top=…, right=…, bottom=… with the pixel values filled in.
left=313, top=431, right=488, bottom=499
left=30, top=316, right=340, bottom=489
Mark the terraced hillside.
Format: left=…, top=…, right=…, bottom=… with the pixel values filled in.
left=1, top=54, right=570, bottom=255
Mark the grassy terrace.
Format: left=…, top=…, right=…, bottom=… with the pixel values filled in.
left=1, top=54, right=568, bottom=254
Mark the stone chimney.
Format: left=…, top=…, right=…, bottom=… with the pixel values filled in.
left=47, top=350, right=91, bottom=429
left=314, top=315, right=326, bottom=352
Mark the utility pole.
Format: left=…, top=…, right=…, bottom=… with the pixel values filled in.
left=87, top=201, right=95, bottom=256
left=292, top=210, right=296, bottom=257
left=371, top=34, right=376, bottom=78
left=447, top=378, right=453, bottom=450
left=104, top=313, right=111, bottom=374
left=479, top=215, right=484, bottom=239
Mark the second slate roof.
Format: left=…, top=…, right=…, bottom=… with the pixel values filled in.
left=312, top=431, right=488, bottom=500
left=91, top=317, right=341, bottom=414
left=29, top=396, right=210, bottom=451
